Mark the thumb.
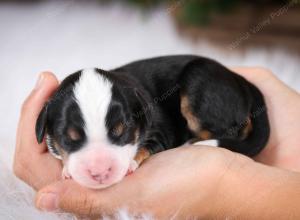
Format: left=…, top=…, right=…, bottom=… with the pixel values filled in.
left=17, top=72, right=59, bottom=152
left=21, top=71, right=59, bottom=117
left=35, top=180, right=108, bottom=216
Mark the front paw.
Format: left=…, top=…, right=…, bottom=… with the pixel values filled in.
left=62, top=166, right=72, bottom=180
left=126, top=160, right=139, bottom=176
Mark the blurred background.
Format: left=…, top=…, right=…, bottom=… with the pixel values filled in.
left=0, top=0, right=299, bottom=219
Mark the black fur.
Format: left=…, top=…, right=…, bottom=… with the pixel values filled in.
left=36, top=71, right=87, bottom=153
left=36, top=55, right=270, bottom=157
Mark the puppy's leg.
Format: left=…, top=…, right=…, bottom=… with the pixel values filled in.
left=180, top=93, right=215, bottom=141
left=179, top=59, right=269, bottom=156
left=127, top=147, right=151, bottom=175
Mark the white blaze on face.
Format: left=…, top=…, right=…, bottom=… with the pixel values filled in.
left=66, top=68, right=138, bottom=189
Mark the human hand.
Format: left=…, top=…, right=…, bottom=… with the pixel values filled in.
left=232, top=67, right=300, bottom=171
left=13, top=71, right=250, bottom=219
left=15, top=68, right=300, bottom=219
left=35, top=145, right=250, bottom=219
left=13, top=72, right=62, bottom=190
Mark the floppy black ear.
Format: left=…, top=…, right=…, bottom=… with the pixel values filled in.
left=35, top=104, right=48, bottom=144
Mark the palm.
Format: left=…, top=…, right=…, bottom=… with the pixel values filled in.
left=46, top=145, right=240, bottom=218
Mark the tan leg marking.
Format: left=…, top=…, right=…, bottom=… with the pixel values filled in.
left=127, top=147, right=151, bottom=175
left=181, top=94, right=213, bottom=141
left=199, top=130, right=212, bottom=140
left=241, top=117, right=253, bottom=140
left=180, top=94, right=201, bottom=133
left=134, top=147, right=151, bottom=166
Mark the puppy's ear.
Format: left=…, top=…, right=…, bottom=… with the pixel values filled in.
left=35, top=103, right=48, bottom=144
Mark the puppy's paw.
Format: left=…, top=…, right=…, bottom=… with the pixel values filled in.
left=126, top=160, right=139, bottom=176
left=62, top=166, right=72, bottom=180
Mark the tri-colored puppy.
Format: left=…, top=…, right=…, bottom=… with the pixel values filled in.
left=35, top=55, right=270, bottom=189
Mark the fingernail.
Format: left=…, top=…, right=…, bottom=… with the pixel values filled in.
left=37, top=193, right=59, bottom=211
left=34, top=73, right=45, bottom=90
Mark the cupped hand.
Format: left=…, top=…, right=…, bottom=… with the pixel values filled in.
left=14, top=67, right=300, bottom=219
left=35, top=145, right=249, bottom=219
left=14, top=72, right=245, bottom=218
left=14, top=72, right=62, bottom=190
left=232, top=67, right=300, bottom=171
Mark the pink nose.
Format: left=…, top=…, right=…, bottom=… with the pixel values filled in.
left=87, top=166, right=113, bottom=183
left=85, top=154, right=115, bottom=184
left=79, top=147, right=120, bottom=185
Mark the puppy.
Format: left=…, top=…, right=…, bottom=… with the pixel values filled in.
left=35, top=55, right=270, bottom=189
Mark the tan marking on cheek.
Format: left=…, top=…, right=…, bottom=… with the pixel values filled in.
left=180, top=94, right=201, bottom=133
left=53, top=139, right=69, bottom=164
left=113, top=122, right=125, bottom=137
left=67, top=128, right=81, bottom=141
left=134, top=147, right=151, bottom=166
left=199, top=130, right=212, bottom=140
left=241, top=117, right=253, bottom=140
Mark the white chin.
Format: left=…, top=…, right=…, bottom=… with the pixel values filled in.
left=71, top=169, right=128, bottom=189
left=73, top=178, right=118, bottom=189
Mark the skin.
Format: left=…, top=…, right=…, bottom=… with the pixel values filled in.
left=13, top=68, right=300, bottom=219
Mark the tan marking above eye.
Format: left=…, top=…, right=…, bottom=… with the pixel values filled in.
left=112, top=122, right=125, bottom=136
left=67, top=128, right=81, bottom=141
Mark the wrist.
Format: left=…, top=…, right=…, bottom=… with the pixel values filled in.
left=182, top=149, right=255, bottom=219
left=209, top=154, right=300, bottom=219
left=202, top=152, right=255, bottom=219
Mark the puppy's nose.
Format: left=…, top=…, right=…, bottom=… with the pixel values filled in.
left=88, top=166, right=113, bottom=183
left=81, top=148, right=118, bottom=185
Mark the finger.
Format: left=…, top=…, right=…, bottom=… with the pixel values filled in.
left=16, top=72, right=59, bottom=153
left=35, top=180, right=109, bottom=217
left=35, top=173, right=143, bottom=217
left=14, top=72, right=61, bottom=190
left=232, top=67, right=299, bottom=99
left=231, top=67, right=276, bottom=85
left=29, top=154, right=63, bottom=190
